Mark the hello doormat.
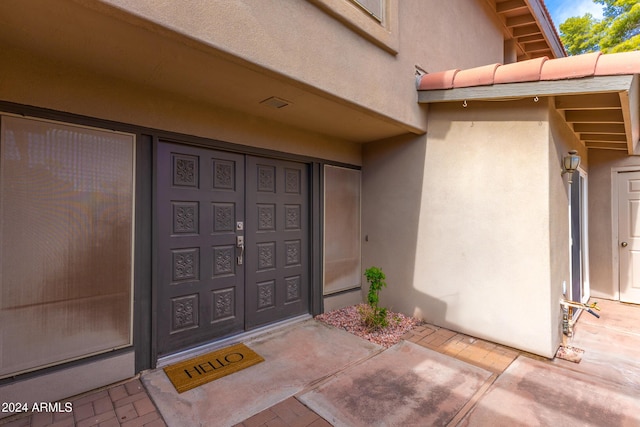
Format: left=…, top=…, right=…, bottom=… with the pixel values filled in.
left=164, top=343, right=264, bottom=393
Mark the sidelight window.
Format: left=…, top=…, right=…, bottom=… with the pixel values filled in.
left=323, top=165, right=361, bottom=294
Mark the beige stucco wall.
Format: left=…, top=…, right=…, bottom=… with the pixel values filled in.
left=588, top=150, right=640, bottom=299
left=400, top=0, right=504, bottom=73
left=99, top=0, right=504, bottom=132
left=363, top=100, right=566, bottom=357
left=1, top=0, right=505, bottom=164
left=0, top=45, right=361, bottom=166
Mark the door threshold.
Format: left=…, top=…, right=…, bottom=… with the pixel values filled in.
left=156, top=314, right=312, bottom=368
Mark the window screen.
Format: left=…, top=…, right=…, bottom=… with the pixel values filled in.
left=0, top=115, right=135, bottom=378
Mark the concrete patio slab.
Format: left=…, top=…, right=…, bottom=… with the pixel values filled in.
left=555, top=321, right=640, bottom=392
left=581, top=299, right=640, bottom=334
left=5, top=299, right=640, bottom=427
left=299, top=340, right=493, bottom=427
left=140, top=319, right=382, bottom=427
left=551, top=299, right=640, bottom=393
left=459, top=355, right=640, bottom=426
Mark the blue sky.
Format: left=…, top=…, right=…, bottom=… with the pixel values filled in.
left=544, top=0, right=604, bottom=28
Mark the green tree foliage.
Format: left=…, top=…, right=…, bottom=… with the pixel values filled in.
left=559, top=0, right=640, bottom=54
left=559, top=14, right=601, bottom=54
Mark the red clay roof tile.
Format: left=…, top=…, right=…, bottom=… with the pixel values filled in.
left=494, top=57, right=547, bottom=84
left=418, top=69, right=459, bottom=90
left=595, top=51, right=640, bottom=75
left=418, top=51, right=639, bottom=91
left=453, top=63, right=500, bottom=88
left=540, top=52, right=601, bottom=80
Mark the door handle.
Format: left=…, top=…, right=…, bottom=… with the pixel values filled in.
left=237, top=235, right=245, bottom=265
left=621, top=241, right=628, bottom=247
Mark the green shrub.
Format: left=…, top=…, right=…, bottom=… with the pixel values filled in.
left=362, top=266, right=388, bottom=329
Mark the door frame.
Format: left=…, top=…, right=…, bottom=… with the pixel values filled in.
left=569, top=167, right=590, bottom=304
left=611, top=166, right=640, bottom=301
left=151, top=136, right=325, bottom=366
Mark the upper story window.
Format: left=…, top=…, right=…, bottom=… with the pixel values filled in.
left=308, top=0, right=398, bottom=54
left=351, top=0, right=383, bottom=22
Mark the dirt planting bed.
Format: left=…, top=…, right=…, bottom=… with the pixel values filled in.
left=315, top=304, right=424, bottom=348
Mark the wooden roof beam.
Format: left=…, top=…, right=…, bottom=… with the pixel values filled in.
left=580, top=133, right=627, bottom=142
left=496, top=0, right=528, bottom=14
left=573, top=123, right=627, bottom=134
left=555, top=93, right=622, bottom=110
left=512, top=24, right=542, bottom=37
left=506, top=14, right=537, bottom=28
left=585, top=142, right=628, bottom=150
left=524, top=41, right=553, bottom=52
left=518, top=34, right=545, bottom=43
left=565, top=110, right=624, bottom=123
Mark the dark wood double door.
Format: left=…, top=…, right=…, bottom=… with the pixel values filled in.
left=157, top=142, right=309, bottom=356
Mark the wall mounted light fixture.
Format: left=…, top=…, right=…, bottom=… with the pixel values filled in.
left=561, top=150, right=581, bottom=184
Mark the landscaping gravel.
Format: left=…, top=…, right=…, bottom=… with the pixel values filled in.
left=315, top=304, right=424, bottom=348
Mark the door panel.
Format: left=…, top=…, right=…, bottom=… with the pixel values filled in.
left=245, top=156, right=309, bottom=328
left=157, top=142, right=245, bottom=355
left=619, top=171, right=640, bottom=303
left=157, top=145, right=311, bottom=355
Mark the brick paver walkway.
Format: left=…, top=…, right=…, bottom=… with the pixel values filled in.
left=233, top=397, right=331, bottom=427
left=401, top=324, right=521, bottom=373
left=0, top=379, right=166, bottom=427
